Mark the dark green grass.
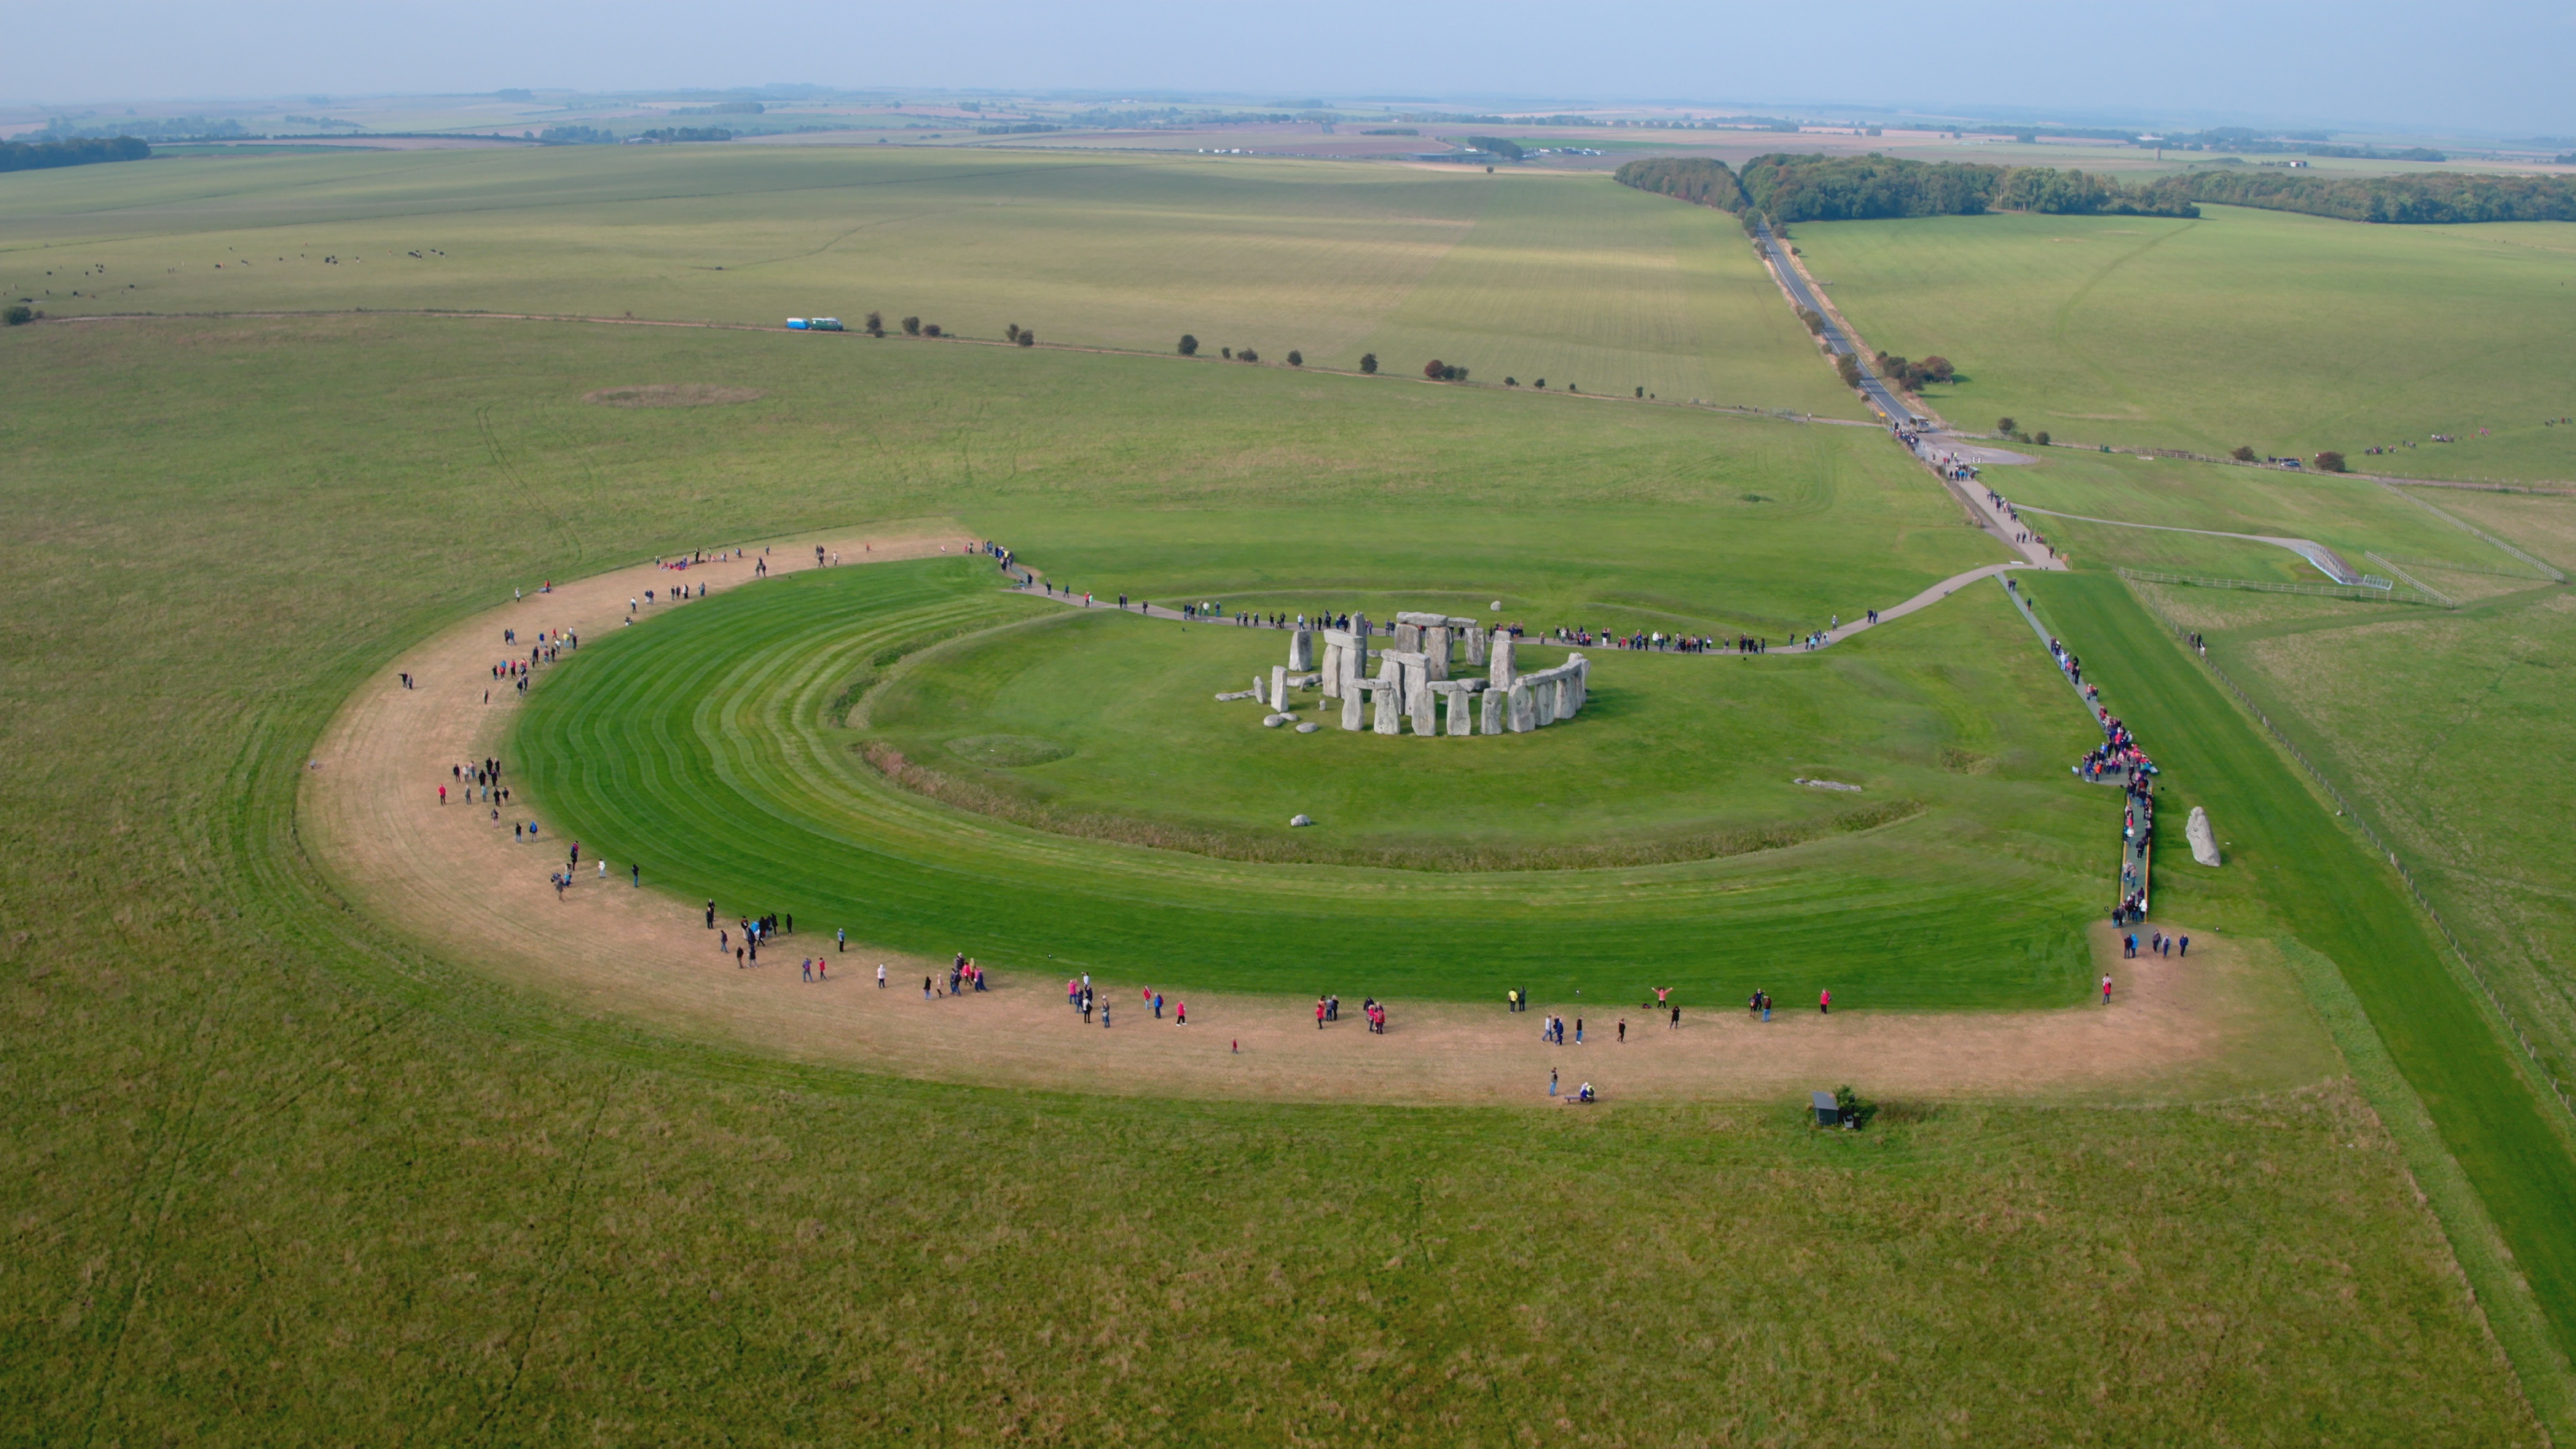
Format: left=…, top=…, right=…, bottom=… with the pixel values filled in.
left=866, top=598, right=2086, bottom=860
left=518, top=557, right=2102, bottom=1008
left=0, top=313, right=2555, bottom=1442
left=2021, top=570, right=2576, bottom=1374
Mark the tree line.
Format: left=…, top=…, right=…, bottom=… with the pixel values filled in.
left=2169, top=170, right=2576, bottom=224
left=1616, top=153, right=2200, bottom=220
left=1619, top=152, right=2576, bottom=227
left=1, top=136, right=151, bottom=174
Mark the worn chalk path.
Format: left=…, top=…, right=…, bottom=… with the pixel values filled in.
left=301, top=537, right=2300, bottom=1106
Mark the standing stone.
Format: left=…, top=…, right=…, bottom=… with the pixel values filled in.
left=1530, top=672, right=1558, bottom=728
left=1491, top=635, right=1516, bottom=691
left=1318, top=641, right=1342, bottom=698
left=1252, top=675, right=1267, bottom=705
left=1272, top=665, right=1289, bottom=711
left=1424, top=627, right=1451, bottom=680
left=1288, top=629, right=1314, bottom=672
left=1409, top=672, right=1436, bottom=736
left=1342, top=685, right=1366, bottom=731
left=1464, top=624, right=1488, bottom=666
left=1552, top=674, right=1574, bottom=721
left=2188, top=806, right=2222, bottom=867
left=1508, top=681, right=1535, bottom=733
left=1480, top=686, right=1505, bottom=735
left=1348, top=630, right=1369, bottom=696
left=1393, top=623, right=1421, bottom=653
left=1444, top=686, right=1473, bottom=736
left=1371, top=669, right=1403, bottom=735
left=1566, top=655, right=1588, bottom=714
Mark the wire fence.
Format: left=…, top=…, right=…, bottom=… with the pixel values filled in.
left=2373, top=483, right=2568, bottom=582
left=2112, top=566, right=2446, bottom=606
left=2119, top=580, right=2575, bottom=1124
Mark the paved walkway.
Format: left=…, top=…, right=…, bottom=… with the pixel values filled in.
left=2008, top=504, right=2360, bottom=584
left=999, top=559, right=2046, bottom=654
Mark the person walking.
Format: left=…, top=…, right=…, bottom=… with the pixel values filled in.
left=2101, top=973, right=2114, bottom=1004
left=1175, top=1001, right=1187, bottom=1025
left=1818, top=987, right=1831, bottom=1015
left=1617, top=1019, right=1626, bottom=1044
left=924, top=975, right=933, bottom=1001
left=877, top=963, right=886, bottom=988
left=1549, top=1068, right=1559, bottom=1098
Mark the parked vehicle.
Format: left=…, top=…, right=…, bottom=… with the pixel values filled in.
left=786, top=317, right=845, bottom=331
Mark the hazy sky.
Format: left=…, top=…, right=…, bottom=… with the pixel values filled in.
left=11, top=0, right=2569, bottom=136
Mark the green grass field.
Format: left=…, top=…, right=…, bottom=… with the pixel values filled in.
left=1790, top=205, right=2576, bottom=482
left=517, top=554, right=2104, bottom=1007
left=0, top=144, right=1858, bottom=415
left=8, top=145, right=2576, bottom=1440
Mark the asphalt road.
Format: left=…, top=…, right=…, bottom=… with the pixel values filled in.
left=1754, top=219, right=1919, bottom=427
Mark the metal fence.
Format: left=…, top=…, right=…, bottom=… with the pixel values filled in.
left=2120, top=580, right=2574, bottom=1123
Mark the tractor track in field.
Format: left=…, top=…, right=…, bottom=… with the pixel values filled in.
left=301, top=536, right=2306, bottom=1106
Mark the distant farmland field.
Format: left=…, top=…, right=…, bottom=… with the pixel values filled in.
left=1788, top=205, right=2576, bottom=482
left=0, top=143, right=1859, bottom=415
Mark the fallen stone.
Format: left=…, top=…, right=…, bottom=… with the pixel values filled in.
left=1290, top=813, right=1313, bottom=826
left=2188, top=806, right=2222, bottom=867
left=1263, top=714, right=1286, bottom=727
left=1794, top=777, right=1863, bottom=792
left=1295, top=722, right=1320, bottom=734
left=1216, top=690, right=1258, bottom=702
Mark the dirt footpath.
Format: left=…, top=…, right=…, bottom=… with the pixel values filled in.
left=304, top=532, right=2321, bottom=1106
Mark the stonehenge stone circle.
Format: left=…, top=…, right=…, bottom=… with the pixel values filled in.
left=1220, top=614, right=1585, bottom=741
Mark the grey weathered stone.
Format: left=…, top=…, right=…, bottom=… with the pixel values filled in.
left=1371, top=672, right=1403, bottom=734
left=1479, top=686, right=1505, bottom=735
left=1464, top=624, right=1488, bottom=666
left=1409, top=676, right=1436, bottom=735
left=1287, top=674, right=1321, bottom=688
left=1342, top=686, right=1366, bottom=731
left=1397, top=611, right=1450, bottom=627
left=1216, top=689, right=1258, bottom=701
left=2188, top=806, right=2222, bottom=867
left=1295, top=722, right=1320, bottom=734
left=1424, top=626, right=1451, bottom=680
left=1288, top=629, right=1313, bottom=672
left=1489, top=636, right=1516, bottom=690
left=1508, top=681, right=1534, bottom=733
left=1443, top=686, right=1473, bottom=735
left=1252, top=675, right=1267, bottom=705
left=1263, top=714, right=1286, bottom=727
left=1530, top=676, right=1558, bottom=728
left=1272, top=665, right=1288, bottom=710
left=1393, top=623, right=1421, bottom=653
left=1291, top=813, right=1313, bottom=826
